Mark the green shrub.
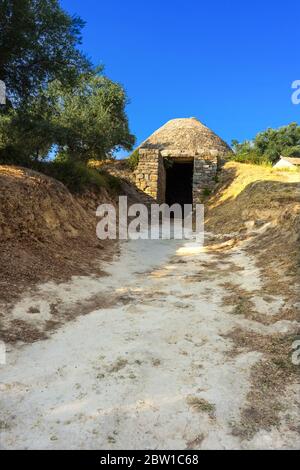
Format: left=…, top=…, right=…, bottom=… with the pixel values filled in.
left=281, top=146, right=300, bottom=158
left=0, top=146, right=30, bottom=166
left=0, top=146, right=122, bottom=193
left=127, top=149, right=139, bottom=170
left=99, top=171, right=122, bottom=192
left=43, top=160, right=109, bottom=192
left=45, top=160, right=122, bottom=193
left=231, top=123, right=300, bottom=165
left=230, top=150, right=271, bottom=166
left=202, top=188, right=211, bottom=197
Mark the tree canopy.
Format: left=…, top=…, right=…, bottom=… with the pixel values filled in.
left=48, top=71, right=135, bottom=161
left=0, top=0, right=135, bottom=170
left=231, top=123, right=300, bottom=164
left=0, top=0, right=91, bottom=104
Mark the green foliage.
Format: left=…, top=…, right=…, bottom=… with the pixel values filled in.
left=0, top=70, right=135, bottom=166
left=231, top=123, right=300, bottom=165
left=0, top=92, right=57, bottom=163
left=0, top=0, right=90, bottom=104
left=29, top=158, right=120, bottom=193
left=0, top=1, right=135, bottom=193
left=202, top=188, right=211, bottom=197
left=230, top=148, right=271, bottom=165
left=127, top=149, right=139, bottom=170
left=46, top=71, right=135, bottom=162
left=281, top=145, right=300, bottom=158
left=101, top=171, right=122, bottom=192
left=44, top=160, right=108, bottom=192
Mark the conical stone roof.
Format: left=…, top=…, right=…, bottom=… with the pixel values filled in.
left=140, top=117, right=231, bottom=158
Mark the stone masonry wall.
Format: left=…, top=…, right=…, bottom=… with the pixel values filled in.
left=192, top=156, right=218, bottom=204
left=136, top=150, right=218, bottom=205
left=157, top=153, right=166, bottom=203
left=135, top=149, right=165, bottom=203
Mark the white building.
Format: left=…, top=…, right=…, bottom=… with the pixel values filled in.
left=273, top=156, right=300, bottom=168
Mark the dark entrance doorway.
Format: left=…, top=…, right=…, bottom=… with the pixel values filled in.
left=165, top=160, right=193, bottom=208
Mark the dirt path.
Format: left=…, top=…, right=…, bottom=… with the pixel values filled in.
left=0, top=234, right=299, bottom=449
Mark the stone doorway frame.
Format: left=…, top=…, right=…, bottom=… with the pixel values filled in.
left=135, top=149, right=219, bottom=205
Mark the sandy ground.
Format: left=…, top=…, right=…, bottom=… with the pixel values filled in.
left=0, top=230, right=299, bottom=450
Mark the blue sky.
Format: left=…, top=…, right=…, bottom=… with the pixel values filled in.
left=62, top=0, right=300, bottom=156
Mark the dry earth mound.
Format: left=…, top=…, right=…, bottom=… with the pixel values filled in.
left=206, top=162, right=300, bottom=286
left=0, top=165, right=116, bottom=304
left=205, top=163, right=300, bottom=439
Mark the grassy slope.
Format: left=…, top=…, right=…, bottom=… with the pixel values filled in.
left=206, top=162, right=300, bottom=282
left=206, top=162, right=300, bottom=233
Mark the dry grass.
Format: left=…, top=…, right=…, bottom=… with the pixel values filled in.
left=206, top=162, right=300, bottom=236
left=205, top=163, right=300, bottom=440
left=108, top=358, right=128, bottom=373
left=222, top=281, right=300, bottom=327
left=209, top=162, right=300, bottom=205
left=186, top=396, right=216, bottom=417
left=222, top=283, right=255, bottom=316
left=0, top=318, right=47, bottom=343
left=225, top=328, right=299, bottom=439
left=207, top=161, right=300, bottom=316
left=185, top=434, right=205, bottom=449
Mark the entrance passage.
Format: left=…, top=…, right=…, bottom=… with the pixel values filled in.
left=165, top=160, right=193, bottom=208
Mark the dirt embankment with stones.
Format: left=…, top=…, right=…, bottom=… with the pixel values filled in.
left=0, top=161, right=154, bottom=342
left=205, top=162, right=300, bottom=440
left=0, top=165, right=118, bottom=305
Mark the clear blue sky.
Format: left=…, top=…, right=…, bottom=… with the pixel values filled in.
left=62, top=0, right=300, bottom=156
